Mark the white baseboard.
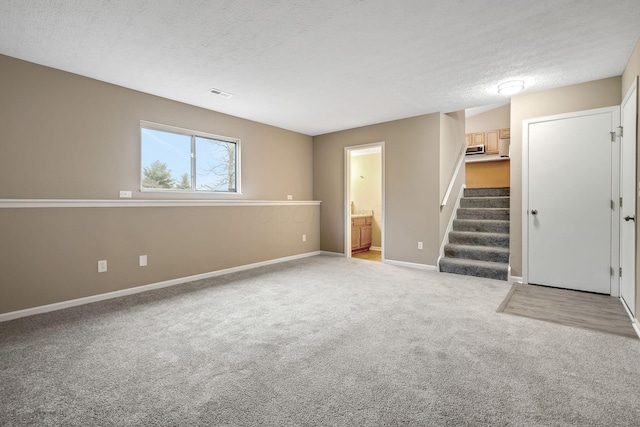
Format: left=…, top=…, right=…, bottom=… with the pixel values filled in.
left=0, top=251, right=322, bottom=323
left=620, top=297, right=640, bottom=340
left=370, top=246, right=382, bottom=252
left=384, top=259, right=438, bottom=271
left=320, top=251, right=345, bottom=257
left=508, top=272, right=523, bottom=284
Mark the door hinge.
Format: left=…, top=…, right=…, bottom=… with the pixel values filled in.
left=620, top=267, right=623, bottom=277
left=620, top=197, right=623, bottom=208
left=618, top=126, right=623, bottom=138
left=611, top=200, right=615, bottom=210
left=611, top=267, right=614, bottom=276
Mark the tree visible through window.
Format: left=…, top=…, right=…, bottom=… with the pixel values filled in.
left=140, top=123, right=239, bottom=193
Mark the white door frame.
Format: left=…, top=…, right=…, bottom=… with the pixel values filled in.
left=522, top=106, right=621, bottom=295
left=620, top=78, right=637, bottom=315
left=344, top=141, right=385, bottom=259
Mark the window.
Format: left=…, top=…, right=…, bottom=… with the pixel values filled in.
left=140, top=122, right=240, bottom=193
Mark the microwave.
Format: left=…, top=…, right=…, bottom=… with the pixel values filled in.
left=466, top=144, right=485, bottom=155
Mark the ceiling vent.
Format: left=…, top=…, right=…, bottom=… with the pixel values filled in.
left=209, top=88, right=233, bottom=98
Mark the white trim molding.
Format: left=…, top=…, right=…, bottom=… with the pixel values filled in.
left=0, top=199, right=321, bottom=209
left=384, top=259, right=438, bottom=271
left=320, top=251, right=345, bottom=257
left=620, top=297, right=640, bottom=339
left=0, top=251, right=322, bottom=323
left=507, top=263, right=523, bottom=283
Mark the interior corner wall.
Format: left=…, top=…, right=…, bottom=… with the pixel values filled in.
left=621, top=36, right=640, bottom=316
left=439, top=111, right=466, bottom=200
left=439, top=111, right=466, bottom=243
left=0, top=55, right=318, bottom=315
left=509, top=76, right=622, bottom=278
left=465, top=104, right=511, bottom=134
left=313, top=114, right=441, bottom=265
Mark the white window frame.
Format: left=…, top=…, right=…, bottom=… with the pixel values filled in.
left=140, top=121, right=241, bottom=194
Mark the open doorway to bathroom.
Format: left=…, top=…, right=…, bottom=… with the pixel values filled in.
left=345, top=142, right=384, bottom=262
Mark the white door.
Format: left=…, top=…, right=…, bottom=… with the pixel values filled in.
left=621, top=80, right=637, bottom=314
left=525, top=107, right=619, bottom=294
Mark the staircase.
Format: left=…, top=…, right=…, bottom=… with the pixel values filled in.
left=439, top=187, right=510, bottom=281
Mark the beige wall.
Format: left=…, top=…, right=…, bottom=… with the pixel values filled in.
left=510, top=77, right=622, bottom=277
left=621, top=37, right=640, bottom=317
left=0, top=55, right=318, bottom=314
left=0, top=205, right=319, bottom=313
left=350, top=153, right=382, bottom=247
left=440, top=111, right=466, bottom=200
left=0, top=54, right=312, bottom=201
left=314, top=114, right=441, bottom=265
left=622, top=38, right=640, bottom=97
left=465, top=104, right=511, bottom=134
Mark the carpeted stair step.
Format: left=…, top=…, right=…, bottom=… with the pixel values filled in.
left=453, top=219, right=509, bottom=233
left=457, top=208, right=509, bottom=220
left=449, top=231, right=509, bottom=248
left=441, top=186, right=511, bottom=281
left=444, top=243, right=510, bottom=263
left=439, top=258, right=508, bottom=281
left=464, top=187, right=510, bottom=198
left=460, top=196, right=510, bottom=209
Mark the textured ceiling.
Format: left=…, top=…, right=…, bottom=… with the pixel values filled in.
left=1, top=0, right=639, bottom=135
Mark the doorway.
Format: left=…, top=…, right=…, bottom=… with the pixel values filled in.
left=523, top=106, right=620, bottom=294
left=345, top=142, right=384, bottom=262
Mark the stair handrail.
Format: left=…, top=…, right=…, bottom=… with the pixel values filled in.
left=441, top=141, right=468, bottom=208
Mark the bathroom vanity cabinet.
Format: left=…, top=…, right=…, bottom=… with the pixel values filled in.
left=351, top=215, right=372, bottom=253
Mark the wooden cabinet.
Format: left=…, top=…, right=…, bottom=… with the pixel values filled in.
left=466, top=158, right=510, bottom=188
left=351, top=216, right=373, bottom=253
left=485, top=130, right=500, bottom=154
left=465, top=128, right=510, bottom=156
left=471, top=133, right=484, bottom=145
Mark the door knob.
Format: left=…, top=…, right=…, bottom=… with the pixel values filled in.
left=531, top=209, right=538, bottom=215
left=624, top=215, right=636, bottom=222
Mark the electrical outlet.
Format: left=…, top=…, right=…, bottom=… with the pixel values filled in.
left=97, top=260, right=108, bottom=273
left=139, top=255, right=147, bottom=267
left=302, top=234, right=307, bottom=242
left=417, top=241, right=423, bottom=250
left=119, top=190, right=132, bottom=198
left=287, top=195, right=293, bottom=200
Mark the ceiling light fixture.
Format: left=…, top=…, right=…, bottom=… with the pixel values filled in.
left=497, top=80, right=524, bottom=96
left=209, top=88, right=233, bottom=98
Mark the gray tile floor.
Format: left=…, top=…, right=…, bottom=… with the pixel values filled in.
left=499, top=283, right=638, bottom=339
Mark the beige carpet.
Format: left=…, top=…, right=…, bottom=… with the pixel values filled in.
left=2, top=256, right=640, bottom=426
